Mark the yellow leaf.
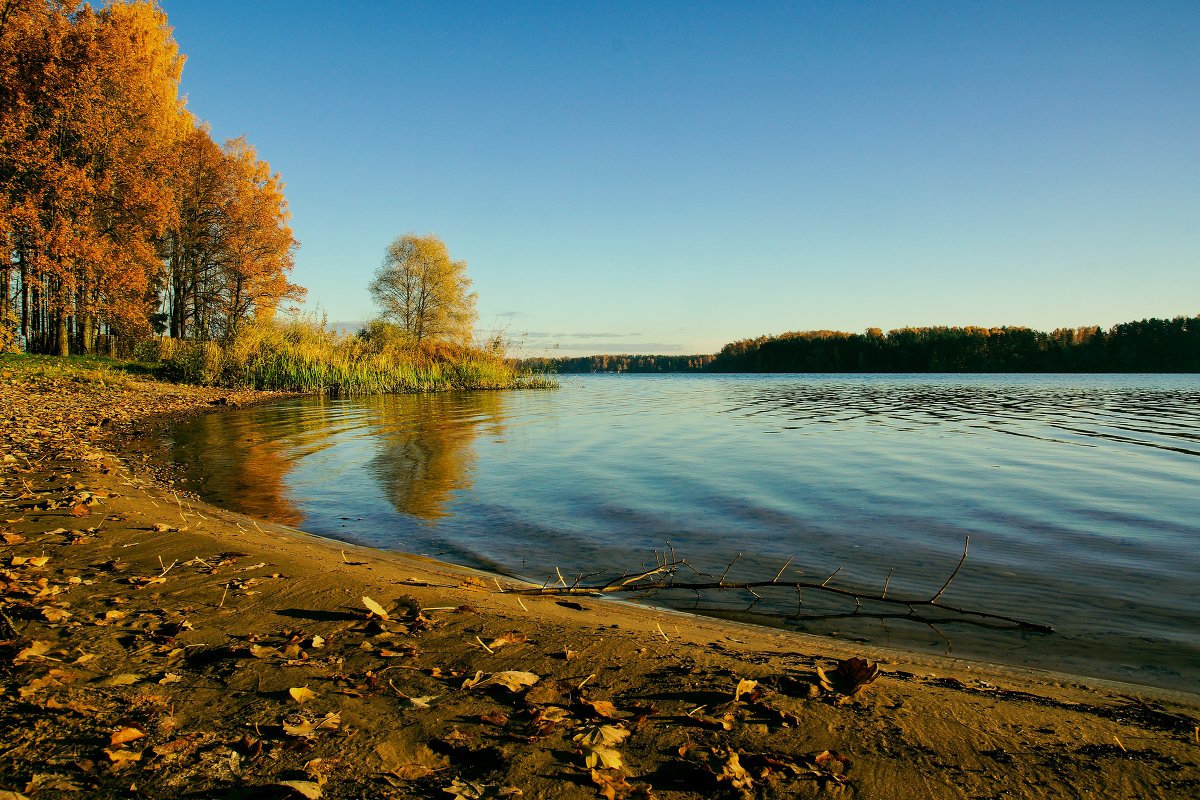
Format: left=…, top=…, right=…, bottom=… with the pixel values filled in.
left=109, top=727, right=147, bottom=746
left=362, top=596, right=389, bottom=620
left=274, top=780, right=322, bottom=799
left=734, top=678, right=759, bottom=702
left=289, top=686, right=317, bottom=704
left=103, top=748, right=142, bottom=763
left=573, top=724, right=630, bottom=747
left=583, top=746, right=623, bottom=770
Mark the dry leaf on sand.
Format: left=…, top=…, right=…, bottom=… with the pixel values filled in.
left=581, top=698, right=620, bottom=719
left=289, top=686, right=318, bottom=704
left=816, top=657, right=880, bottom=696
left=274, top=780, right=322, bottom=799
left=109, top=727, right=147, bottom=746
left=573, top=724, right=630, bottom=747
left=590, top=769, right=654, bottom=800
left=362, top=596, right=389, bottom=620
left=486, top=631, right=527, bottom=650
left=583, top=746, right=623, bottom=769
left=466, top=671, right=539, bottom=692
left=734, top=678, right=760, bottom=702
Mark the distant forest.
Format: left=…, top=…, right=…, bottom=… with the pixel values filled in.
left=521, top=316, right=1200, bottom=374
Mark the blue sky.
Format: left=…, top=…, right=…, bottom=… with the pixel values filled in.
left=160, top=1, right=1198, bottom=356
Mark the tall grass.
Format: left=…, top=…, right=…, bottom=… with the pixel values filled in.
left=134, top=318, right=556, bottom=394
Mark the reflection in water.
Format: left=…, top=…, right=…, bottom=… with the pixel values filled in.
left=165, top=392, right=506, bottom=525
left=164, top=374, right=1200, bottom=693
left=365, top=393, right=505, bottom=519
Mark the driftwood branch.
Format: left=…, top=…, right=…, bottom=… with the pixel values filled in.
left=506, top=536, right=1052, bottom=634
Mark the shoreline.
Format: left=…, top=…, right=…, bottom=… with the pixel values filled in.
left=2, top=366, right=1198, bottom=798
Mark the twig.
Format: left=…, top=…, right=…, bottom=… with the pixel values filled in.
left=655, top=622, right=669, bottom=642
left=510, top=542, right=1051, bottom=633
left=772, top=556, right=795, bottom=583
left=930, top=536, right=969, bottom=602
left=476, top=636, right=495, bottom=654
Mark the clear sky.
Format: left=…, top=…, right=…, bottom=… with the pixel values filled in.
left=160, top=0, right=1198, bottom=356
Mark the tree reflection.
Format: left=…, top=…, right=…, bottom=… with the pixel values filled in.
left=365, top=392, right=506, bottom=519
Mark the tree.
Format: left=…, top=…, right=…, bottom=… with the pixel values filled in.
left=369, top=234, right=476, bottom=345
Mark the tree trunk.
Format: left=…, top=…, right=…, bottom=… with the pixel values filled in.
left=19, top=250, right=29, bottom=342
left=55, top=311, right=69, bottom=356
left=81, top=311, right=94, bottom=354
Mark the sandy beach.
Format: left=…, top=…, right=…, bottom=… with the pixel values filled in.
left=1, top=366, right=1197, bottom=799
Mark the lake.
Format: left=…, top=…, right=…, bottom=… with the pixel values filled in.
left=162, top=374, right=1200, bottom=692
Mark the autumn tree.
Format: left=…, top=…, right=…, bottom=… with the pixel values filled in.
left=162, top=124, right=300, bottom=340
left=1, top=1, right=301, bottom=353
left=369, top=234, right=476, bottom=345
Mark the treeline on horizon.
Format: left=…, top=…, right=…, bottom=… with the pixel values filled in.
left=522, top=315, right=1200, bottom=374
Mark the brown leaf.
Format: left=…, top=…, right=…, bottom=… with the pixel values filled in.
left=590, top=769, right=654, bottom=800
left=486, top=631, right=527, bottom=650
left=70, top=503, right=89, bottom=517
left=41, top=607, right=72, bottom=623
left=581, top=698, right=621, bottom=719
left=14, top=641, right=52, bottom=663
left=479, top=712, right=508, bottom=726
left=816, top=657, right=880, bottom=696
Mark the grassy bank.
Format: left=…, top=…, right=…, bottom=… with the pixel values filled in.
left=12, top=319, right=555, bottom=394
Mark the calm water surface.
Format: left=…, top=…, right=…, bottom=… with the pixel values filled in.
left=164, top=374, right=1200, bottom=692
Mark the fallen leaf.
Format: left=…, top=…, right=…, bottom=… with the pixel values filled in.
left=573, top=724, right=630, bottom=748
left=479, top=712, right=508, bottom=726
left=289, top=686, right=318, bottom=704
left=14, top=641, right=52, bottom=663
left=487, top=631, right=527, bottom=650
left=583, top=746, right=623, bottom=770
left=479, top=671, right=539, bottom=692
left=274, top=780, right=322, bottom=799
left=310, top=636, right=325, bottom=648
left=102, top=748, right=141, bottom=763
left=590, top=768, right=654, bottom=800
left=362, top=596, right=389, bottom=620
left=531, top=706, right=571, bottom=733
left=283, top=713, right=341, bottom=738
left=22, top=774, right=82, bottom=793
left=70, top=503, right=89, bottom=517
left=101, top=673, right=143, bottom=686
left=249, top=644, right=282, bottom=659
left=42, top=607, right=72, bottom=623
left=734, top=678, right=760, bottom=702
left=713, top=749, right=753, bottom=793
left=816, top=657, right=880, bottom=696
left=581, top=698, right=620, bottom=719
left=109, top=727, right=147, bottom=747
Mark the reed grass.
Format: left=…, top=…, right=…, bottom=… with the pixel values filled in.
left=134, top=318, right=555, bottom=394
